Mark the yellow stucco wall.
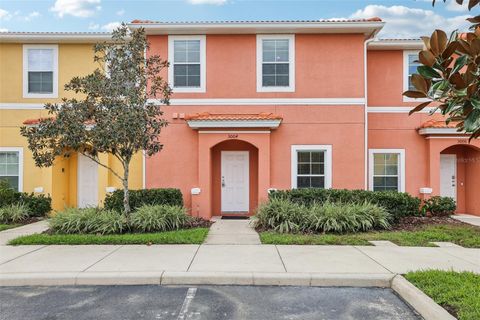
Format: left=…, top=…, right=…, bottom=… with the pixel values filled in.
left=0, top=42, right=144, bottom=212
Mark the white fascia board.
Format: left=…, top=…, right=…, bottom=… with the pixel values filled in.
left=418, top=128, right=464, bottom=135
left=0, top=33, right=112, bottom=43
left=368, top=40, right=424, bottom=50
left=187, top=120, right=281, bottom=129
left=367, top=106, right=438, bottom=113
left=129, top=22, right=384, bottom=35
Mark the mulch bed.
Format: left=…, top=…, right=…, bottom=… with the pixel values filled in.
left=391, top=216, right=472, bottom=231
left=185, top=217, right=213, bottom=229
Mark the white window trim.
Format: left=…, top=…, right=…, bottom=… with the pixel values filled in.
left=256, top=34, right=295, bottom=93
left=0, top=147, right=24, bottom=192
left=368, top=149, right=405, bottom=192
left=168, top=35, right=206, bottom=93
left=291, top=145, right=332, bottom=189
left=22, top=44, right=59, bottom=99
left=403, top=50, right=428, bottom=102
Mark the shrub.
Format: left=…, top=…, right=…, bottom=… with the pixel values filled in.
left=423, top=196, right=456, bottom=217
left=254, top=198, right=390, bottom=234
left=129, top=205, right=190, bottom=232
left=104, top=188, right=183, bottom=213
left=49, top=207, right=127, bottom=235
left=0, top=203, right=30, bottom=223
left=308, top=201, right=390, bottom=233
left=0, top=180, right=51, bottom=217
left=254, top=198, right=309, bottom=233
left=270, top=188, right=421, bottom=222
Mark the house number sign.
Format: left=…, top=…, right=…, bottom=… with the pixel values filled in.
left=228, top=134, right=238, bottom=139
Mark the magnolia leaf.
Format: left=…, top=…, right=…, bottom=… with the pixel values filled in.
left=430, top=29, right=448, bottom=55
left=468, top=0, right=480, bottom=10
left=450, top=73, right=467, bottom=89
left=421, top=36, right=431, bottom=50
left=419, top=50, right=436, bottom=67
left=403, top=90, right=427, bottom=98
left=411, top=74, right=429, bottom=93
left=417, top=65, right=441, bottom=78
left=409, top=101, right=432, bottom=115
left=442, top=42, right=458, bottom=59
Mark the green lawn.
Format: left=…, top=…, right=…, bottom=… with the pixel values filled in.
left=0, top=224, right=21, bottom=232
left=8, top=228, right=209, bottom=245
left=259, top=224, right=480, bottom=247
left=405, top=270, right=480, bottom=320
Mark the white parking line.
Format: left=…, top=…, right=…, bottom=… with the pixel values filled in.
left=177, top=287, right=197, bottom=320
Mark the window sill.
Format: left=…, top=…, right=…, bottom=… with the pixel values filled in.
left=23, top=92, right=58, bottom=99
left=171, top=87, right=206, bottom=93
left=257, top=86, right=295, bottom=93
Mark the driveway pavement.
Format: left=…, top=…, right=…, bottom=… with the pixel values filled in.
left=0, top=285, right=421, bottom=320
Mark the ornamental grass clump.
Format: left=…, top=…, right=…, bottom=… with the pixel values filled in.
left=49, top=207, right=127, bottom=235
left=129, top=205, right=190, bottom=232
left=308, top=201, right=390, bottom=233
left=0, top=203, right=30, bottom=223
left=254, top=198, right=309, bottom=233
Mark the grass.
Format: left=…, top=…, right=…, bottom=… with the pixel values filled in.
left=0, top=224, right=21, bottom=232
left=405, top=270, right=480, bottom=320
left=8, top=228, right=209, bottom=245
left=259, top=224, right=480, bottom=247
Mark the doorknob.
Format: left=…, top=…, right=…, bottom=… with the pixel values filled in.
left=222, top=176, right=225, bottom=188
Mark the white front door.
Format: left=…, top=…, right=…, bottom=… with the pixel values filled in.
left=77, top=154, right=99, bottom=208
left=221, top=151, right=249, bottom=213
left=440, top=154, right=457, bottom=200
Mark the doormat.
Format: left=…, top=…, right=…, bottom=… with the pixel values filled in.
left=221, top=216, right=250, bottom=220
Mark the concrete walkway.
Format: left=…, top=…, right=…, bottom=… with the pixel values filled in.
left=0, top=221, right=49, bottom=245
left=204, top=219, right=261, bottom=245
left=1, top=243, right=478, bottom=286
left=452, top=214, right=480, bottom=227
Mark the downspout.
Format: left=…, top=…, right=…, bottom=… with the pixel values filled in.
left=363, top=35, right=376, bottom=190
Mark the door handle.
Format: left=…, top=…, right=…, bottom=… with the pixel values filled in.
left=222, top=176, right=226, bottom=188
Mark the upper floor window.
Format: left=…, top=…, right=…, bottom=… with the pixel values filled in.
left=403, top=50, right=425, bottom=102
left=0, top=147, right=23, bottom=192
left=369, top=149, right=405, bottom=192
left=257, top=35, right=295, bottom=92
left=168, top=35, right=206, bottom=93
left=23, top=45, right=58, bottom=98
left=291, top=145, right=332, bottom=189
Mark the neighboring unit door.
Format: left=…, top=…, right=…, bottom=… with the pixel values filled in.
left=440, top=154, right=457, bottom=201
left=77, top=154, right=99, bottom=208
left=221, top=151, right=249, bottom=213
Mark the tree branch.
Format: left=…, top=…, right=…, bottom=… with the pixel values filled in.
left=79, top=152, right=124, bottom=181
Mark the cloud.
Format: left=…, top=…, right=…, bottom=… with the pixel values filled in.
left=88, top=22, right=99, bottom=30
left=101, top=21, right=121, bottom=31
left=0, top=8, right=12, bottom=20
left=116, top=9, right=125, bottom=16
left=24, top=11, right=40, bottom=21
left=445, top=0, right=469, bottom=12
left=0, top=28, right=8, bottom=32
left=350, top=5, right=470, bottom=38
left=187, top=0, right=227, bottom=5
left=51, top=0, right=101, bottom=18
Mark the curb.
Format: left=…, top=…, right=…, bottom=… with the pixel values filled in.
left=391, top=275, right=456, bottom=320
left=0, top=272, right=393, bottom=288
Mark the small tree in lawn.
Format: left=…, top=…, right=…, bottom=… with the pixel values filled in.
left=405, top=0, right=480, bottom=139
left=20, top=24, right=171, bottom=214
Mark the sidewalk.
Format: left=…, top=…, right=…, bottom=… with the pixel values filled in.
left=0, top=221, right=48, bottom=245
left=452, top=214, right=480, bottom=227
left=204, top=219, right=261, bottom=244
left=1, top=242, right=479, bottom=286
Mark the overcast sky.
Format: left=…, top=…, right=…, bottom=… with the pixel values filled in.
left=0, top=0, right=475, bottom=38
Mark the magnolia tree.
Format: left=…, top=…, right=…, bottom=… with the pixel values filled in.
left=405, top=0, right=480, bottom=139
left=21, top=25, right=171, bottom=213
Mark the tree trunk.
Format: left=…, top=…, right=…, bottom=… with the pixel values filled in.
left=123, top=163, right=131, bottom=214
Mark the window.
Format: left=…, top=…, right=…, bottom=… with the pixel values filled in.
left=257, top=35, right=295, bottom=92
left=0, top=147, right=23, bottom=192
left=403, top=50, right=425, bottom=101
left=291, top=145, right=332, bottom=189
left=369, top=149, right=405, bottom=192
left=168, top=35, right=206, bottom=93
left=23, top=45, right=58, bottom=98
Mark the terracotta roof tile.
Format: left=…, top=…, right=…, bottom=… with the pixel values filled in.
left=185, top=112, right=282, bottom=121
left=419, top=119, right=460, bottom=129
left=130, top=18, right=382, bottom=24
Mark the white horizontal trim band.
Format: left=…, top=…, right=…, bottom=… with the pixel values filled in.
left=367, top=106, right=438, bottom=113
left=0, top=103, right=46, bottom=110
left=418, top=128, right=465, bottom=135
left=150, top=98, right=365, bottom=106
left=187, top=119, right=281, bottom=129
left=198, top=130, right=270, bottom=134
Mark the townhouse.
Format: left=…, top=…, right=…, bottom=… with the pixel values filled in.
left=0, top=32, right=144, bottom=211
left=0, top=19, right=479, bottom=217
